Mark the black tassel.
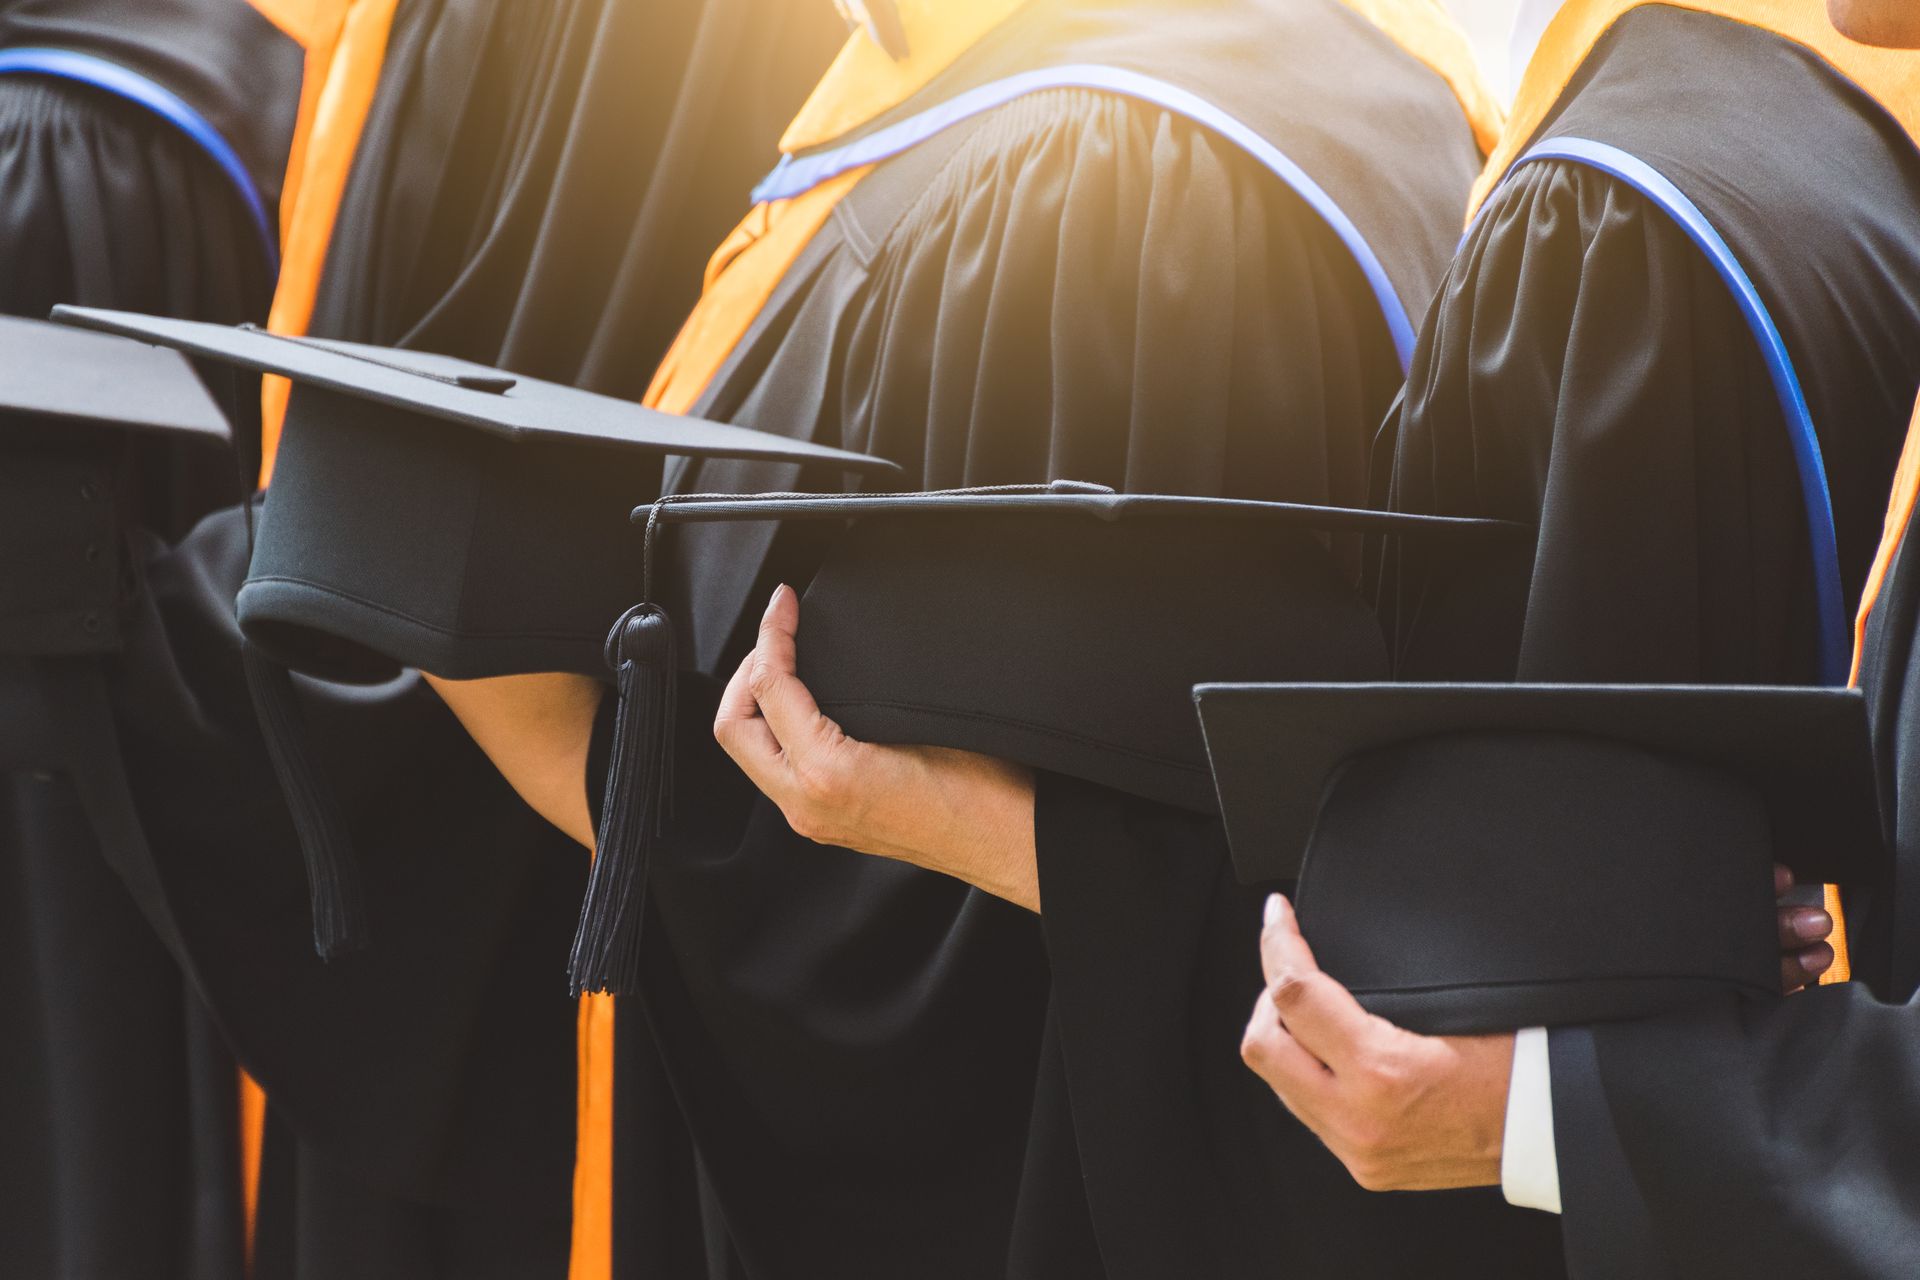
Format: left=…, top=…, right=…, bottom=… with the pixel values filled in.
left=242, top=640, right=369, bottom=958
left=569, top=603, right=677, bottom=996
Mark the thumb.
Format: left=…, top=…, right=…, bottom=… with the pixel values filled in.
left=746, top=585, right=835, bottom=753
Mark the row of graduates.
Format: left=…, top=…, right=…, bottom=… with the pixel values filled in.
left=9, top=0, right=1920, bottom=1277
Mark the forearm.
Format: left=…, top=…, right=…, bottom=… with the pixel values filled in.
left=881, top=747, right=1040, bottom=912
left=781, top=742, right=1041, bottom=911
left=425, top=671, right=603, bottom=848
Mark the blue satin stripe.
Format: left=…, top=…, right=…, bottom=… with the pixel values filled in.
left=1500, top=136, right=1846, bottom=684
left=752, top=63, right=1415, bottom=371
left=0, top=46, right=277, bottom=271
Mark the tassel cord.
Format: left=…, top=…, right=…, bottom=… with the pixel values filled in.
left=568, top=604, right=676, bottom=996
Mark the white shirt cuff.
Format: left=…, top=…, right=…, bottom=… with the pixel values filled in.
left=1500, top=1026, right=1562, bottom=1213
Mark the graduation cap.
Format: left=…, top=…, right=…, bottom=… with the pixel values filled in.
left=1194, top=682, right=1888, bottom=1034
left=1, top=315, right=230, bottom=657
left=569, top=483, right=1528, bottom=995
left=48, top=304, right=900, bottom=959
left=49, top=305, right=901, bottom=680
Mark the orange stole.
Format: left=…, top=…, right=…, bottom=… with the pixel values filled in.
left=1331, top=0, right=1504, bottom=155
left=236, top=2, right=401, bottom=1265
left=1837, top=393, right=1920, bottom=982
left=239, top=1071, right=265, bottom=1266
left=253, top=0, right=402, bottom=486
left=571, top=159, right=874, bottom=1280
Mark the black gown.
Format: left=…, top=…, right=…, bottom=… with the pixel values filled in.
left=1377, top=6, right=1920, bottom=690
left=0, top=0, right=298, bottom=528
left=0, top=4, right=296, bottom=1276
left=612, top=2, right=1566, bottom=1275
left=1534, top=411, right=1920, bottom=1279
left=1365, top=10, right=1920, bottom=1277
left=308, top=0, right=848, bottom=396
left=110, top=507, right=586, bottom=1280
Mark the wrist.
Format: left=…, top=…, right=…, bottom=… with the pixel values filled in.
left=1445, top=1033, right=1512, bottom=1185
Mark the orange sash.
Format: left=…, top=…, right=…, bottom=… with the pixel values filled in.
left=1837, top=393, right=1920, bottom=982
left=238, top=2, right=399, bottom=1264
left=252, top=0, right=401, bottom=486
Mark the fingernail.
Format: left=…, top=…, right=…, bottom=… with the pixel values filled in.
left=765, top=585, right=785, bottom=615
left=1792, top=909, right=1832, bottom=942
left=1264, top=894, right=1282, bottom=927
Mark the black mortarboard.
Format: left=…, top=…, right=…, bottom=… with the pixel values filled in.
left=568, top=484, right=1527, bottom=995
left=49, top=304, right=901, bottom=680
left=47, top=304, right=899, bottom=959
left=1194, top=682, right=1888, bottom=1034
left=1, top=315, right=230, bottom=656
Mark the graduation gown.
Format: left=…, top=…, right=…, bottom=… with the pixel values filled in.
left=97, top=4, right=841, bottom=1277
left=607, top=2, right=1564, bottom=1275
left=1365, top=5, right=1920, bottom=1273
left=1377, top=0, right=1920, bottom=689
left=0, top=5, right=297, bottom=1276
left=1532, top=396, right=1920, bottom=1280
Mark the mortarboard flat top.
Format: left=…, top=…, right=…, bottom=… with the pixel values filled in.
left=49, top=305, right=895, bottom=473
left=1194, top=682, right=1883, bottom=885
left=1193, top=682, right=1887, bottom=1033
left=1, top=314, right=228, bottom=443
left=641, top=484, right=1527, bottom=538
